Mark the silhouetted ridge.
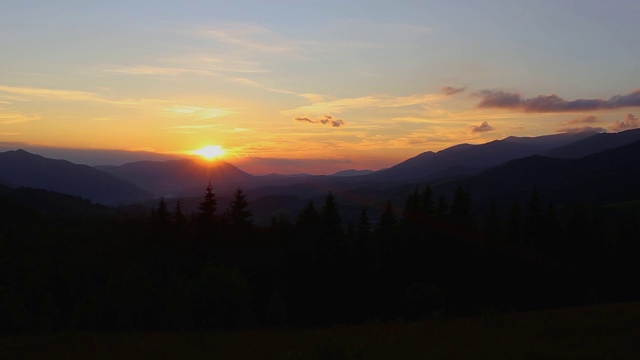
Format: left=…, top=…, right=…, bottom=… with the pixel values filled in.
left=434, top=139, right=640, bottom=207
left=367, top=131, right=595, bottom=182
left=0, top=149, right=152, bottom=204
left=96, top=158, right=255, bottom=197
left=543, top=128, right=640, bottom=159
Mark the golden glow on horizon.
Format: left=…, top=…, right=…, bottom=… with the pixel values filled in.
left=191, top=145, right=226, bottom=160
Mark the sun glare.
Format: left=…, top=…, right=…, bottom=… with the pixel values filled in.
left=192, top=145, right=226, bottom=160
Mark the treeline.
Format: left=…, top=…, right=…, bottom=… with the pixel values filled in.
left=0, top=183, right=639, bottom=332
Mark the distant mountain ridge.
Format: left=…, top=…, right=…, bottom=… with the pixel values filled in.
left=432, top=138, right=640, bottom=209
left=4, top=129, right=640, bottom=208
left=96, top=158, right=255, bottom=197
left=542, top=128, right=640, bottom=159
left=331, top=169, right=375, bottom=177
left=0, top=149, right=151, bottom=204
left=366, top=131, right=600, bottom=182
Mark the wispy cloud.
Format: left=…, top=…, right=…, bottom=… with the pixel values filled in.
left=0, top=85, right=101, bottom=102
left=0, top=109, right=41, bottom=124
left=294, top=115, right=345, bottom=127
left=228, top=77, right=300, bottom=96
left=566, top=115, right=601, bottom=124
left=0, top=84, right=168, bottom=109
left=166, top=124, right=216, bottom=129
left=610, top=113, right=640, bottom=131
left=104, top=66, right=196, bottom=76
left=197, top=23, right=300, bottom=55
left=165, top=106, right=234, bottom=119
left=92, top=116, right=114, bottom=122
left=474, top=89, right=640, bottom=113
left=471, top=121, right=494, bottom=133
left=284, top=92, right=446, bottom=116
left=441, top=86, right=466, bottom=96
left=557, top=115, right=607, bottom=133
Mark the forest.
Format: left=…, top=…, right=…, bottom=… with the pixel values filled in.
left=0, top=182, right=639, bottom=332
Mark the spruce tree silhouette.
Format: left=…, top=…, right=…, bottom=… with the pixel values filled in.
left=226, top=188, right=252, bottom=227
left=225, top=187, right=253, bottom=241
left=174, top=200, right=186, bottom=229
left=320, top=191, right=343, bottom=264
left=151, top=197, right=170, bottom=227
left=450, top=186, right=475, bottom=232
left=197, top=181, right=217, bottom=232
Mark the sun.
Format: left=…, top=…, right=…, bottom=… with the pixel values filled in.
left=191, top=145, right=226, bottom=161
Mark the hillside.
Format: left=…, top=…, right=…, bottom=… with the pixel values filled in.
left=0, top=150, right=151, bottom=205
left=366, top=131, right=597, bottom=182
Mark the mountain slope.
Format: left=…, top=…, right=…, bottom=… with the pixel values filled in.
left=542, top=128, right=640, bottom=159
left=435, top=139, right=640, bottom=208
left=96, top=158, right=255, bottom=197
left=367, top=131, right=597, bottom=182
left=0, top=150, right=151, bottom=204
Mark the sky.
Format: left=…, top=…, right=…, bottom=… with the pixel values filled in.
left=1, top=0, right=640, bottom=174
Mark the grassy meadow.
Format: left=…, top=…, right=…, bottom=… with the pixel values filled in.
left=1, top=301, right=639, bottom=359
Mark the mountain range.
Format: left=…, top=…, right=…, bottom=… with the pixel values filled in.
left=2, top=129, right=640, bottom=216
left=0, top=149, right=151, bottom=204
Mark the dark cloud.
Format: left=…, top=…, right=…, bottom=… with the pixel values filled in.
left=295, top=115, right=345, bottom=127
left=556, top=125, right=606, bottom=134
left=610, top=113, right=640, bottom=131
left=294, top=116, right=315, bottom=124
left=566, top=115, right=601, bottom=124
left=557, top=115, right=606, bottom=134
left=474, top=89, right=640, bottom=113
left=471, top=121, right=494, bottom=133
left=441, top=86, right=466, bottom=96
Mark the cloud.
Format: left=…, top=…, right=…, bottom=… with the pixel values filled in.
left=104, top=66, right=195, bottom=76
left=166, top=125, right=215, bottom=129
left=566, top=115, right=601, bottom=124
left=198, top=23, right=299, bottom=55
left=165, top=106, right=234, bottom=119
left=0, top=85, right=101, bottom=102
left=556, top=125, right=607, bottom=134
left=0, top=84, right=168, bottom=108
left=0, top=109, right=41, bottom=124
left=474, top=89, right=640, bottom=113
left=610, top=113, right=640, bottom=131
left=295, top=115, right=345, bottom=127
left=284, top=92, right=445, bottom=116
left=557, top=115, right=606, bottom=133
left=471, top=121, right=494, bottom=133
left=441, top=86, right=466, bottom=96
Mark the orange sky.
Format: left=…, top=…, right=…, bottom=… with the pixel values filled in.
left=1, top=1, right=639, bottom=174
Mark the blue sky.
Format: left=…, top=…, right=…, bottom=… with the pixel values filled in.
left=1, top=1, right=639, bottom=173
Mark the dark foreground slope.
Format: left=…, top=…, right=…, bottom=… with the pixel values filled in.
left=2, top=301, right=638, bottom=360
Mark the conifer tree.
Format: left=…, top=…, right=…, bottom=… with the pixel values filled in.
left=197, top=181, right=217, bottom=231
left=436, top=194, right=449, bottom=220
left=421, top=185, right=434, bottom=219
left=450, top=186, right=474, bottom=231
left=320, top=191, right=343, bottom=263
left=226, top=187, right=253, bottom=229
left=294, top=201, right=322, bottom=255
left=174, top=200, right=186, bottom=227
left=377, top=200, right=398, bottom=260
left=151, top=197, right=171, bottom=227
